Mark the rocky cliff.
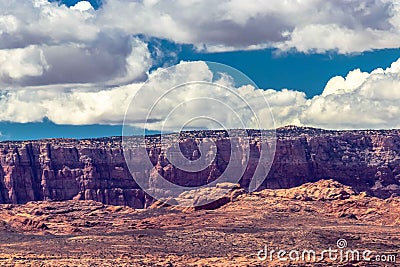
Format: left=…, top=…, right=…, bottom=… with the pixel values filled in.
left=1, top=126, right=400, bottom=208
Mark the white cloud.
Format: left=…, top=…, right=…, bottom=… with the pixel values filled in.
left=71, top=1, right=94, bottom=12
left=0, top=0, right=399, bottom=87
left=300, top=57, right=400, bottom=129
left=0, top=36, right=151, bottom=87
left=97, top=0, right=400, bottom=53
left=0, top=84, right=139, bottom=124
left=3, top=0, right=387, bottom=54
left=0, top=0, right=152, bottom=87
left=0, top=0, right=97, bottom=49
left=1, top=1, right=400, bottom=130
left=278, top=24, right=400, bottom=54
left=1, top=58, right=400, bottom=130
left=0, top=62, right=270, bottom=130
left=0, top=45, right=49, bottom=80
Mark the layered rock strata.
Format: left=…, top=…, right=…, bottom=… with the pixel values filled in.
left=1, top=126, right=399, bottom=208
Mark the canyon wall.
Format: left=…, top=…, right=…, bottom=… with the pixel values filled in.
left=0, top=127, right=400, bottom=208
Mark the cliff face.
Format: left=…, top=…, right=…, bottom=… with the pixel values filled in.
left=1, top=127, right=400, bottom=208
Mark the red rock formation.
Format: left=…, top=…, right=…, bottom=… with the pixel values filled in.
left=0, top=127, right=399, bottom=208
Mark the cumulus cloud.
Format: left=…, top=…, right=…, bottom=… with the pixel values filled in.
left=97, top=0, right=400, bottom=53
left=1, top=0, right=400, bottom=87
left=0, top=45, right=49, bottom=81
left=0, top=62, right=268, bottom=128
left=123, top=62, right=276, bottom=131
left=278, top=24, right=400, bottom=54
left=0, top=0, right=152, bottom=87
left=0, top=0, right=98, bottom=49
left=1, top=0, right=400, bottom=130
left=71, top=1, right=94, bottom=12
left=0, top=84, right=136, bottom=124
left=5, top=0, right=396, bottom=57
left=1, top=58, right=400, bottom=130
left=301, top=58, right=400, bottom=129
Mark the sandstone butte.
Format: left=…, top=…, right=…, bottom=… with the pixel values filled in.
left=0, top=126, right=399, bottom=208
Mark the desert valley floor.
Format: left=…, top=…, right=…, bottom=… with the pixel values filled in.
left=0, top=180, right=398, bottom=267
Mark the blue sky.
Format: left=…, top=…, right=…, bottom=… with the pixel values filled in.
left=1, top=0, right=400, bottom=140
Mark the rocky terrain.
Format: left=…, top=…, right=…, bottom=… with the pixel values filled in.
left=0, top=126, right=399, bottom=266
left=0, top=179, right=398, bottom=266
left=1, top=126, right=400, bottom=208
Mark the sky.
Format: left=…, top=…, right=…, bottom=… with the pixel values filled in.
left=1, top=0, right=400, bottom=140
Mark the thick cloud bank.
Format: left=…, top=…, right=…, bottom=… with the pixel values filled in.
left=1, top=1, right=400, bottom=130
left=0, top=0, right=152, bottom=87
left=1, top=59, right=400, bottom=130
left=302, top=58, right=400, bottom=129
left=99, top=0, right=400, bottom=53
